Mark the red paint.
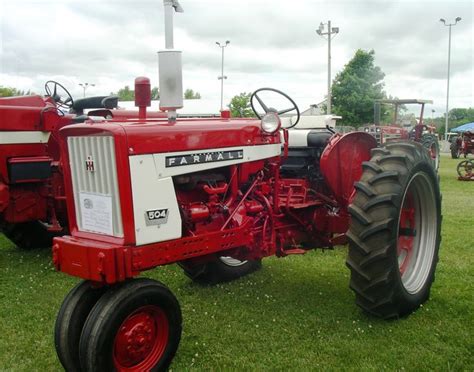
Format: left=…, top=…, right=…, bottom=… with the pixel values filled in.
left=398, top=193, right=416, bottom=275
left=135, top=77, right=151, bottom=120
left=320, top=132, right=377, bottom=207
left=113, top=305, right=169, bottom=370
left=0, top=78, right=165, bottom=233
left=220, top=110, right=231, bottom=119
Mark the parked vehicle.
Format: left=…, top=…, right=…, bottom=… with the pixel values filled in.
left=0, top=80, right=166, bottom=249
left=451, top=131, right=474, bottom=159
left=51, top=2, right=442, bottom=370
left=360, top=99, right=440, bottom=169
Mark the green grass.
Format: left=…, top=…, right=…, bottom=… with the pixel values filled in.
left=0, top=155, right=473, bottom=371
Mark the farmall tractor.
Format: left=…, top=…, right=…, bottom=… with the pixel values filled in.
left=51, top=2, right=442, bottom=371
left=0, top=80, right=166, bottom=249
left=360, top=99, right=440, bottom=170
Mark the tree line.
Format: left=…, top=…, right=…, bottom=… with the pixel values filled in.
left=110, top=87, right=201, bottom=101
left=228, top=49, right=473, bottom=133
left=2, top=49, right=473, bottom=132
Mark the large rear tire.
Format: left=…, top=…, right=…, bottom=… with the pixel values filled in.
left=179, top=255, right=262, bottom=285
left=79, top=278, right=182, bottom=372
left=421, top=134, right=440, bottom=170
left=347, top=142, right=441, bottom=319
left=450, top=140, right=460, bottom=159
left=1, top=221, right=55, bottom=250
left=55, top=281, right=107, bottom=372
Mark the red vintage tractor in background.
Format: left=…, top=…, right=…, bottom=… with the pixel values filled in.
left=360, top=99, right=440, bottom=170
left=0, top=80, right=166, bottom=249
left=450, top=131, right=474, bottom=159
left=50, top=1, right=442, bottom=370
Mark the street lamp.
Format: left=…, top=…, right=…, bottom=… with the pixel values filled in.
left=316, top=21, right=339, bottom=115
left=216, top=40, right=230, bottom=111
left=440, top=17, right=461, bottom=140
left=79, top=82, right=95, bottom=98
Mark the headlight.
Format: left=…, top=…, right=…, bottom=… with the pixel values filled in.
left=364, top=127, right=369, bottom=132
left=261, top=112, right=281, bottom=134
left=376, top=127, right=381, bottom=133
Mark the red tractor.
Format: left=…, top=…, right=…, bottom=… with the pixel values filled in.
left=360, top=99, right=440, bottom=170
left=450, top=131, right=474, bottom=158
left=0, top=80, right=166, bottom=249
left=51, top=2, right=442, bottom=370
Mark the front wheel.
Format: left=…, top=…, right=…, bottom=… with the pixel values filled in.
left=347, top=142, right=441, bottom=319
left=55, top=281, right=107, bottom=372
left=79, top=278, right=182, bottom=372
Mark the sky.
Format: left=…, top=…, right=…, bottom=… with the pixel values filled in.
left=0, top=0, right=472, bottom=116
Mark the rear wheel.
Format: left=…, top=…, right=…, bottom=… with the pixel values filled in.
left=179, top=255, right=262, bottom=284
left=79, top=278, right=182, bottom=372
left=347, top=142, right=441, bottom=319
left=421, top=134, right=440, bottom=170
left=1, top=221, right=55, bottom=250
left=450, top=140, right=460, bottom=159
left=55, top=281, right=107, bottom=372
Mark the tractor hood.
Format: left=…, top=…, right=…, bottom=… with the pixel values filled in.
left=59, top=118, right=280, bottom=155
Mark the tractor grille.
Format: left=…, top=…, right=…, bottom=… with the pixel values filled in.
left=67, top=136, right=123, bottom=237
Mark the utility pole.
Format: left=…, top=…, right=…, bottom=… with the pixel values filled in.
left=316, top=21, right=339, bottom=115
left=216, top=40, right=230, bottom=111
left=440, top=17, right=461, bottom=140
left=79, top=82, right=95, bottom=98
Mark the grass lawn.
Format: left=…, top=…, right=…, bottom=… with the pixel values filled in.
left=0, top=154, right=473, bottom=370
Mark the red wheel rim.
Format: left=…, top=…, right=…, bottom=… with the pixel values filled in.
left=113, top=305, right=169, bottom=371
left=430, top=144, right=436, bottom=160
left=397, top=193, right=416, bottom=276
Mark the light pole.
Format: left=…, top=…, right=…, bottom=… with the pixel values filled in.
left=216, top=40, right=230, bottom=111
left=79, top=82, right=95, bottom=98
left=440, top=17, right=461, bottom=140
left=316, top=21, right=339, bottom=115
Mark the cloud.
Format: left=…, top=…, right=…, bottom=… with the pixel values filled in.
left=0, top=0, right=472, bottom=114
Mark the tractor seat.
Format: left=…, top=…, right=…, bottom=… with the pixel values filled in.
left=307, top=131, right=332, bottom=147
left=71, top=96, right=119, bottom=114
left=286, top=129, right=332, bottom=148
left=280, top=130, right=333, bottom=178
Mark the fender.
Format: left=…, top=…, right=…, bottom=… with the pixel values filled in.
left=320, top=132, right=377, bottom=207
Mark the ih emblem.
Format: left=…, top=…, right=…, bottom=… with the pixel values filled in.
left=85, top=155, right=95, bottom=172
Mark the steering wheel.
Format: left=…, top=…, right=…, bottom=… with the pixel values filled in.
left=45, top=81, right=74, bottom=110
left=250, top=87, right=300, bottom=128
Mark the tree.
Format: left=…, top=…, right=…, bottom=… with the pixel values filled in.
left=184, top=89, right=201, bottom=99
left=0, top=87, right=31, bottom=97
left=111, top=86, right=159, bottom=101
left=116, top=86, right=135, bottom=101
left=331, top=49, right=386, bottom=127
left=151, top=87, right=160, bottom=100
left=377, top=95, right=408, bottom=124
left=228, top=92, right=254, bottom=118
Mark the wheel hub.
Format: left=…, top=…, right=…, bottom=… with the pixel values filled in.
left=396, top=172, right=437, bottom=294
left=398, top=201, right=416, bottom=276
left=114, top=306, right=169, bottom=369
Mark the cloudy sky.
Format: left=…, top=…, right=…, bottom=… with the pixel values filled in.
left=0, top=0, right=472, bottom=115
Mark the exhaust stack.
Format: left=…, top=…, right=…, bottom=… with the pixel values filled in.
left=159, top=0, right=184, bottom=122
